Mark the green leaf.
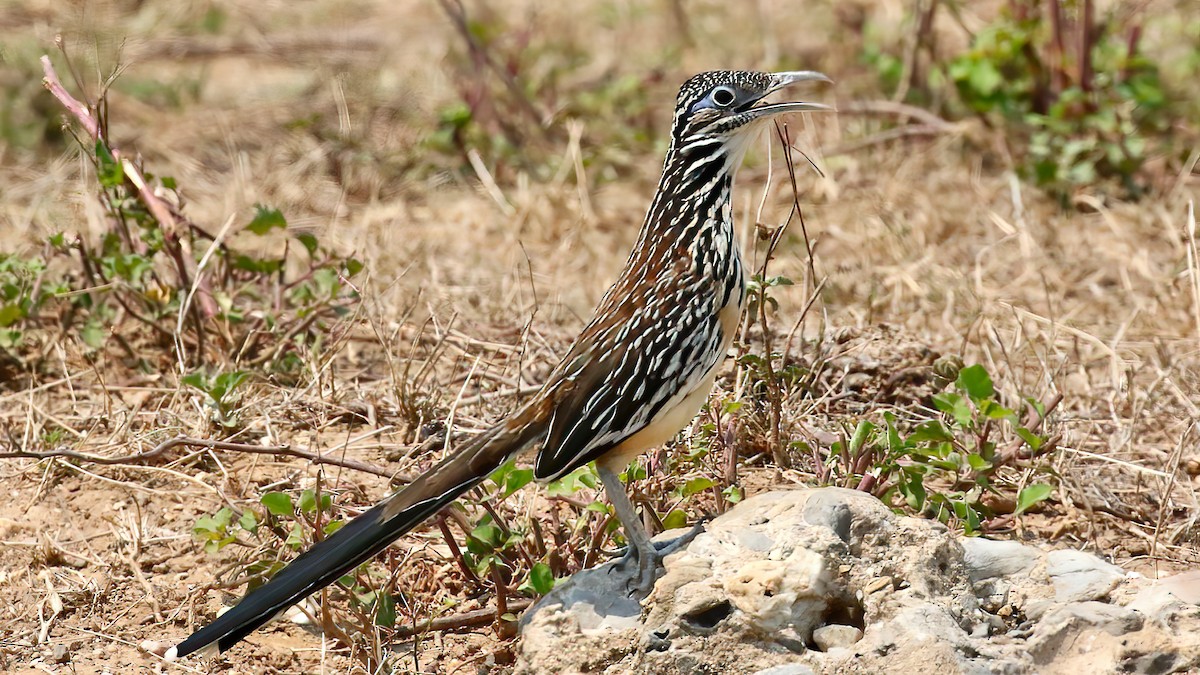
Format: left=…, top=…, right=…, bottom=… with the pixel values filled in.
left=899, top=469, right=926, bottom=511
left=964, top=502, right=982, bottom=534
left=323, top=520, right=346, bottom=536
left=1014, top=483, right=1053, bottom=516
left=295, top=232, right=319, bottom=256
left=261, top=491, right=294, bottom=516
left=211, top=507, right=233, bottom=528
left=344, top=258, right=364, bottom=277
left=956, top=365, right=995, bottom=402
left=231, top=254, right=284, bottom=274
left=95, top=141, right=124, bottom=187
left=680, top=477, right=715, bottom=498
left=285, top=522, right=304, bottom=548
left=0, top=302, right=24, bottom=327
left=210, top=371, right=249, bottom=402
left=192, top=516, right=220, bottom=535
left=848, top=420, right=874, bottom=455
left=467, top=523, right=502, bottom=554
left=722, top=485, right=743, bottom=504
left=519, top=562, right=556, bottom=595
left=623, top=461, right=647, bottom=482
left=966, top=453, right=993, bottom=472
left=246, top=205, right=287, bottom=235
left=884, top=413, right=904, bottom=453
left=968, top=59, right=1003, bottom=97
left=978, top=399, right=1015, bottom=421
left=181, top=372, right=208, bottom=393
left=1016, top=427, right=1044, bottom=452
left=238, top=509, right=258, bottom=533
left=313, top=267, right=340, bottom=298
left=661, top=509, right=689, bottom=530
left=1024, top=396, right=1047, bottom=419
left=908, top=419, right=954, bottom=443
left=502, top=467, right=535, bottom=499
left=373, top=592, right=396, bottom=628
left=299, top=489, right=317, bottom=514
left=546, top=465, right=597, bottom=497
left=933, top=392, right=974, bottom=428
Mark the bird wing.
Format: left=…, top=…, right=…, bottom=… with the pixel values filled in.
left=532, top=268, right=729, bottom=481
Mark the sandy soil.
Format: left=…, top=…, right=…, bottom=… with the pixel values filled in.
left=1, top=1, right=1197, bottom=673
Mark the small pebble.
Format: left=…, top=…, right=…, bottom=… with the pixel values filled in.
left=812, top=624, right=864, bottom=651
left=1183, top=457, right=1200, bottom=476
left=140, top=640, right=170, bottom=657
left=864, top=576, right=893, bottom=595
left=52, top=643, right=70, bottom=664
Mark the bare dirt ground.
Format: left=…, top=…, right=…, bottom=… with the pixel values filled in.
left=1, top=1, right=1198, bottom=673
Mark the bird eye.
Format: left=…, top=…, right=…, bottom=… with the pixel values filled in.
left=711, top=86, right=736, bottom=107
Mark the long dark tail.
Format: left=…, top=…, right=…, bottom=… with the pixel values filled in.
left=170, top=419, right=541, bottom=659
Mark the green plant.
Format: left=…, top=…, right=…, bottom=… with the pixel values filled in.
left=193, top=488, right=346, bottom=585
left=0, top=252, right=61, bottom=349
left=457, top=460, right=581, bottom=596
left=865, top=1, right=1190, bottom=198
left=192, top=506, right=258, bottom=555
left=948, top=5, right=1169, bottom=196
left=805, top=364, right=1056, bottom=534
left=181, top=369, right=251, bottom=426
left=2, top=55, right=364, bottom=386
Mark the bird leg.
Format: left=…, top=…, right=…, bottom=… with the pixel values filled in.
left=597, top=465, right=704, bottom=597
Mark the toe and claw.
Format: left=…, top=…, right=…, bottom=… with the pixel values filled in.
left=613, top=517, right=707, bottom=597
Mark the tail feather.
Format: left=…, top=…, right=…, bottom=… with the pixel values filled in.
left=171, top=421, right=537, bottom=658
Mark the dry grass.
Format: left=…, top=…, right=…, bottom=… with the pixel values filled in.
left=0, top=0, right=1198, bottom=673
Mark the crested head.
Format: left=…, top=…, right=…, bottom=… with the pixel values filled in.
left=668, top=69, right=831, bottom=149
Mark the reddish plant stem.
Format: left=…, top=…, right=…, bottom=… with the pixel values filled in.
left=39, top=55, right=219, bottom=330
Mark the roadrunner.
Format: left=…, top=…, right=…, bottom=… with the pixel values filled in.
left=170, top=69, right=829, bottom=659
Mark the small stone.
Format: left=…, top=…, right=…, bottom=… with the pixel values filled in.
left=803, top=490, right=853, bottom=543
left=1046, top=550, right=1125, bottom=602
left=864, top=576, right=893, bottom=595
left=974, top=578, right=1010, bottom=613
left=51, top=643, right=70, bottom=664
left=1182, top=456, right=1200, bottom=476
left=287, top=606, right=311, bottom=625
left=812, top=624, right=864, bottom=651
left=140, top=640, right=170, bottom=657
left=960, top=538, right=1042, bottom=581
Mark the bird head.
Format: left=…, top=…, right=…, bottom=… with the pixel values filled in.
left=669, top=70, right=831, bottom=152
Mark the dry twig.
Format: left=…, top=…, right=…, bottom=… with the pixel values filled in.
left=1, top=435, right=410, bottom=482
left=393, top=598, right=531, bottom=639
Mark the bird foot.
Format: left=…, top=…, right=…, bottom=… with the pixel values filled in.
left=609, top=519, right=708, bottom=598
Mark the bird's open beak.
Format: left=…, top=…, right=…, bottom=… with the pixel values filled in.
left=743, top=70, right=833, bottom=120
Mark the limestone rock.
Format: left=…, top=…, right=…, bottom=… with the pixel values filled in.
left=811, top=624, right=862, bottom=651
left=1045, top=549, right=1126, bottom=602
left=515, top=488, right=1200, bottom=675
left=960, top=537, right=1043, bottom=581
